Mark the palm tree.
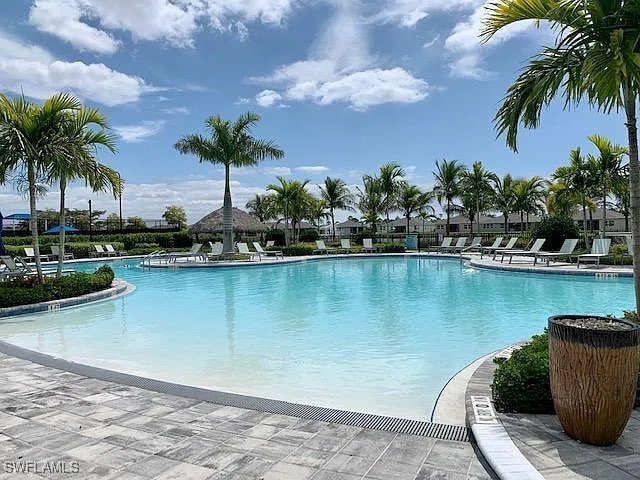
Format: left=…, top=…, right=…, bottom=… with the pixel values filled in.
left=513, top=177, right=546, bottom=231
left=482, top=0, right=640, bottom=310
left=48, top=107, right=120, bottom=276
left=307, top=198, right=330, bottom=230
left=267, top=177, right=310, bottom=245
left=319, top=176, right=354, bottom=240
left=553, top=147, right=597, bottom=245
left=0, top=93, right=81, bottom=280
left=460, top=162, right=497, bottom=235
left=586, top=134, right=628, bottom=237
left=245, top=194, right=277, bottom=222
left=432, top=159, right=466, bottom=235
left=612, top=165, right=631, bottom=231
left=175, top=112, right=284, bottom=255
left=397, top=184, right=434, bottom=234
left=375, top=163, right=405, bottom=232
left=493, top=174, right=516, bottom=233
left=356, top=176, right=384, bottom=234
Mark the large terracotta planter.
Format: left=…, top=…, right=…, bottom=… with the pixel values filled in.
left=548, top=315, right=640, bottom=446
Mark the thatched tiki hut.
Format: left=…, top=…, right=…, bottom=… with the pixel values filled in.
left=189, top=207, right=268, bottom=243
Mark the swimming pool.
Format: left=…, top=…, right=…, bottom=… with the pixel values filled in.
left=0, top=256, right=633, bottom=419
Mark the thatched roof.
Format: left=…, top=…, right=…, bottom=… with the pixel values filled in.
left=189, top=207, right=268, bottom=233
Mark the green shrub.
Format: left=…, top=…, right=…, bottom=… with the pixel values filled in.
left=265, top=229, right=285, bottom=246
left=376, top=242, right=405, bottom=253
left=491, top=332, right=554, bottom=414
left=530, top=216, right=580, bottom=251
left=353, top=231, right=376, bottom=245
left=0, top=265, right=115, bottom=308
left=299, top=229, right=319, bottom=242
left=281, top=244, right=315, bottom=256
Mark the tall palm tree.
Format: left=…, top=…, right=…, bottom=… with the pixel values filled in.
left=612, top=164, right=631, bottom=231
left=307, top=198, right=330, bottom=230
left=586, top=134, right=628, bottom=237
left=553, top=147, right=596, bottom=245
left=493, top=174, right=516, bottom=233
left=49, top=107, right=120, bottom=276
left=375, top=163, right=405, bottom=232
left=267, top=177, right=310, bottom=245
left=319, top=176, right=354, bottom=240
left=245, top=194, right=277, bottom=222
left=432, top=159, right=466, bottom=235
left=460, top=161, right=497, bottom=235
left=175, top=112, right=284, bottom=255
left=482, top=0, right=640, bottom=310
left=397, top=183, right=434, bottom=233
left=0, top=93, right=81, bottom=280
left=356, top=176, right=384, bottom=234
left=513, top=177, right=546, bottom=231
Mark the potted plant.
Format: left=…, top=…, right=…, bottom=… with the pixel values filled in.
left=548, top=315, right=640, bottom=446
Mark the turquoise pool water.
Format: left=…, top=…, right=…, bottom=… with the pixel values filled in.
left=0, top=257, right=634, bottom=419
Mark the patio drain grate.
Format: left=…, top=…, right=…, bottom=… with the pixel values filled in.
left=0, top=340, right=470, bottom=443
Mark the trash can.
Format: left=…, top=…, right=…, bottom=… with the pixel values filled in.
left=405, top=234, right=418, bottom=250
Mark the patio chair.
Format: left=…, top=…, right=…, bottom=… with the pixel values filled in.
left=314, top=240, right=336, bottom=254
left=23, top=247, right=52, bottom=262
left=102, top=245, right=119, bottom=257
left=437, top=237, right=453, bottom=252
left=479, top=237, right=503, bottom=259
left=0, top=256, right=72, bottom=280
left=253, top=242, right=283, bottom=259
left=167, top=243, right=204, bottom=262
left=207, top=241, right=223, bottom=261
left=491, top=237, right=519, bottom=260
left=363, top=238, right=376, bottom=253
left=90, top=245, right=108, bottom=258
left=50, top=245, right=74, bottom=260
left=443, top=237, right=467, bottom=253
left=266, top=240, right=275, bottom=248
left=104, top=244, right=127, bottom=257
left=534, top=239, right=579, bottom=266
left=577, top=238, right=612, bottom=269
left=339, top=239, right=352, bottom=253
left=500, top=238, right=546, bottom=263
left=461, top=237, right=482, bottom=253
left=236, top=242, right=260, bottom=261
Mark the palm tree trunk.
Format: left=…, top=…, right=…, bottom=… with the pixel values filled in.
left=446, top=199, right=451, bottom=236
left=222, top=164, right=233, bottom=256
left=27, top=161, right=43, bottom=281
left=57, top=177, right=67, bottom=277
left=503, top=213, right=508, bottom=234
left=624, top=86, right=640, bottom=312
left=406, top=213, right=410, bottom=234
left=520, top=212, right=524, bottom=232
left=284, top=203, right=290, bottom=246
left=331, top=207, right=335, bottom=241
left=602, top=181, right=607, bottom=238
left=582, top=203, right=589, bottom=250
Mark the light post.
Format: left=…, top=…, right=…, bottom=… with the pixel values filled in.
left=116, top=172, right=123, bottom=232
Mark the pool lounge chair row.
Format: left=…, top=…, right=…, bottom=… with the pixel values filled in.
left=313, top=239, right=377, bottom=254
left=90, top=244, right=126, bottom=258
left=0, top=255, right=74, bottom=281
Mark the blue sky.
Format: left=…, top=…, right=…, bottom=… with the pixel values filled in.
left=0, top=0, right=627, bottom=223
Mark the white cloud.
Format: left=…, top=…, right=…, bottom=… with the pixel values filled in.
left=113, top=121, right=165, bottom=143
left=423, top=34, right=440, bottom=48
left=0, top=32, right=153, bottom=106
left=162, top=106, right=190, bottom=114
left=250, top=3, right=430, bottom=110
left=444, top=2, right=537, bottom=79
left=255, top=89, right=283, bottom=107
left=203, top=0, right=300, bottom=32
left=262, top=166, right=291, bottom=176
left=368, top=0, right=481, bottom=27
left=295, top=166, right=329, bottom=173
left=235, top=97, right=251, bottom=105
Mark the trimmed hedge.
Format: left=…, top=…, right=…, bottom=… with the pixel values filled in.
left=281, top=244, right=316, bottom=256
left=0, top=265, right=115, bottom=308
left=491, top=332, right=554, bottom=414
left=376, top=242, right=405, bottom=253
left=4, top=232, right=191, bottom=250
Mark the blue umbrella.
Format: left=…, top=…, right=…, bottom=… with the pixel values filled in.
left=0, top=211, right=5, bottom=255
left=44, top=225, right=79, bottom=234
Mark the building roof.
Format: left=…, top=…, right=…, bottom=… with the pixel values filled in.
left=189, top=207, right=268, bottom=233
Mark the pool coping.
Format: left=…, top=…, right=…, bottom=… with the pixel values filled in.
left=0, top=279, right=135, bottom=318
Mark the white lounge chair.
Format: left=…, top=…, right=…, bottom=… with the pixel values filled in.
left=443, top=237, right=467, bottom=253
left=0, top=256, right=73, bottom=280
left=314, top=240, right=336, bottom=254
left=577, top=238, right=611, bottom=268
left=437, top=237, right=453, bottom=252
left=266, top=240, right=275, bottom=248
left=363, top=238, right=376, bottom=253
left=104, top=244, right=126, bottom=257
left=23, top=247, right=52, bottom=262
left=491, top=237, right=519, bottom=260
left=168, top=243, right=204, bottom=262
left=479, top=237, right=503, bottom=259
left=207, top=241, right=223, bottom=260
left=461, top=237, right=482, bottom=253
left=50, top=245, right=74, bottom=260
left=90, top=245, right=108, bottom=258
left=500, top=238, right=546, bottom=263
left=534, top=239, right=579, bottom=266
left=253, top=242, right=283, bottom=259
left=339, top=239, right=352, bottom=253
left=237, top=242, right=260, bottom=261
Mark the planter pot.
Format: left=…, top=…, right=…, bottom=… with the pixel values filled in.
left=548, top=315, right=640, bottom=446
